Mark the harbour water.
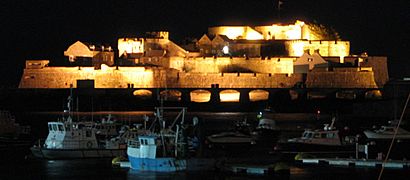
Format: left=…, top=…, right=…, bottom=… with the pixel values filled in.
left=1, top=111, right=409, bottom=179
left=2, top=157, right=409, bottom=179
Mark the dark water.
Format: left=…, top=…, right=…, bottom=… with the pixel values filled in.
left=1, top=111, right=409, bottom=179
left=1, top=157, right=409, bottom=180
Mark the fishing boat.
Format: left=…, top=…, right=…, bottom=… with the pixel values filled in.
left=275, top=117, right=357, bottom=153
left=127, top=107, right=215, bottom=172
left=30, top=117, right=127, bottom=159
left=30, top=93, right=129, bottom=159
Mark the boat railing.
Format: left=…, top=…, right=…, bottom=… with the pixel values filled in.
left=36, top=138, right=100, bottom=149
left=34, top=139, right=45, bottom=147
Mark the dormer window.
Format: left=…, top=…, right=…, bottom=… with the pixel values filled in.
left=308, top=58, right=313, bottom=62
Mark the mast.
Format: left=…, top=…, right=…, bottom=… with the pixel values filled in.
left=275, top=0, right=283, bottom=20
left=66, top=87, right=73, bottom=123
left=378, top=92, right=410, bottom=180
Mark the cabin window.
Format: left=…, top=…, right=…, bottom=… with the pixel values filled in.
left=327, top=133, right=336, bottom=138
left=140, top=139, right=144, bottom=145
left=52, top=124, right=57, bottom=131
left=144, top=139, right=148, bottom=145
left=314, top=133, right=320, bottom=138
left=303, top=132, right=312, bottom=138
left=321, top=134, right=327, bottom=138
left=86, top=130, right=92, bottom=137
left=58, top=125, right=64, bottom=131
left=48, top=124, right=52, bottom=131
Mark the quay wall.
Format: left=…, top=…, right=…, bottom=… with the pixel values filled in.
left=19, top=66, right=304, bottom=89
left=20, top=65, right=378, bottom=89
left=306, top=70, right=378, bottom=88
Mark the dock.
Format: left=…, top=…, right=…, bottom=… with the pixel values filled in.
left=299, top=158, right=410, bottom=169
left=223, top=163, right=290, bottom=175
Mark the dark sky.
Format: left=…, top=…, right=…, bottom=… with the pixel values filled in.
left=1, top=0, right=409, bottom=87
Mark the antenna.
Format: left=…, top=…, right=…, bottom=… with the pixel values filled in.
left=275, top=0, right=284, bottom=20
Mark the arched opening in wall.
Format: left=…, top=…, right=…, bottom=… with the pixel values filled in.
left=160, top=90, right=182, bottom=101
left=190, top=89, right=211, bottom=103
left=220, top=89, right=240, bottom=102
left=133, top=89, right=152, bottom=99
left=249, top=89, right=269, bottom=102
left=335, top=90, right=356, bottom=100
left=289, top=90, right=299, bottom=100
left=365, top=90, right=382, bottom=100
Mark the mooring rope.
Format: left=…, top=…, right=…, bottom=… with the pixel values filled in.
left=378, top=92, right=410, bottom=180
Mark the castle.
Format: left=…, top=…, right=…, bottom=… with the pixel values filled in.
left=19, top=20, right=388, bottom=102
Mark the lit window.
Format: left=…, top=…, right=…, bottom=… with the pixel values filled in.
left=222, top=46, right=229, bottom=54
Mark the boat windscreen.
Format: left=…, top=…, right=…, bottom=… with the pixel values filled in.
left=58, top=124, right=64, bottom=131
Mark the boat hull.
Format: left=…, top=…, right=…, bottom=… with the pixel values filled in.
left=274, top=142, right=356, bottom=160
left=364, top=131, right=410, bottom=140
left=30, top=147, right=125, bottom=159
left=128, top=156, right=187, bottom=172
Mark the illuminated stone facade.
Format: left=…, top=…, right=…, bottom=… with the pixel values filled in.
left=64, top=41, right=114, bottom=67
left=19, top=20, right=387, bottom=90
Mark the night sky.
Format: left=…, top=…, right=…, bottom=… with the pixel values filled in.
left=1, top=0, right=409, bottom=87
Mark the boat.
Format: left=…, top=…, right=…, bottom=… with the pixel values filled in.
left=206, top=115, right=280, bottom=147
left=30, top=117, right=127, bottom=159
left=94, top=114, right=121, bottom=138
left=364, top=125, right=410, bottom=140
left=127, top=107, right=215, bottom=172
left=0, top=110, right=32, bottom=147
left=30, top=93, right=130, bottom=159
left=362, top=94, right=410, bottom=160
left=275, top=117, right=357, bottom=153
left=252, top=117, right=281, bottom=146
left=205, top=117, right=255, bottom=151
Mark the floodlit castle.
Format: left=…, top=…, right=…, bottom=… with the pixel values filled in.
left=19, top=20, right=388, bottom=101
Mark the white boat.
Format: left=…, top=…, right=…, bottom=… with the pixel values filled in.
left=364, top=126, right=410, bottom=140
left=30, top=92, right=128, bottom=159
left=30, top=117, right=126, bottom=159
left=277, top=117, right=356, bottom=152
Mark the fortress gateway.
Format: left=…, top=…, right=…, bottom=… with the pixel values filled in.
left=19, top=20, right=388, bottom=103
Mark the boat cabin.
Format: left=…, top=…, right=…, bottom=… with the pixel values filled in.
left=127, top=136, right=157, bottom=159
left=290, top=129, right=343, bottom=146
left=45, top=121, right=98, bottom=149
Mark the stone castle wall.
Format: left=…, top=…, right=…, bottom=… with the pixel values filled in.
left=20, top=55, right=386, bottom=89
left=306, top=68, right=378, bottom=88
left=20, top=64, right=378, bottom=89
left=142, top=57, right=295, bottom=74
left=19, top=65, right=304, bottom=89
left=360, top=56, right=389, bottom=87
left=285, top=40, right=350, bottom=56
left=174, top=73, right=303, bottom=88
left=20, top=66, right=169, bottom=88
